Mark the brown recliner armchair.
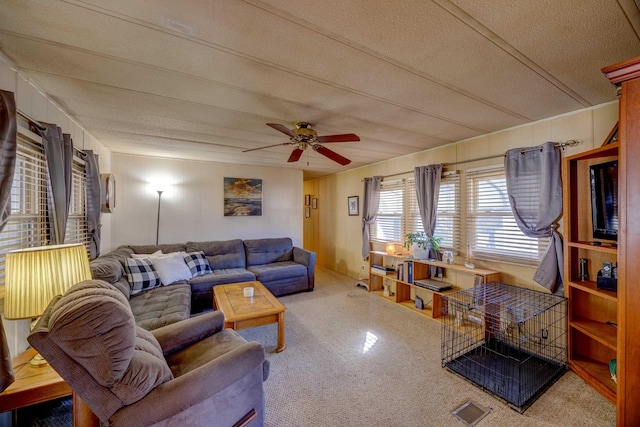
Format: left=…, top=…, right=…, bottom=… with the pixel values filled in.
left=28, top=280, right=269, bottom=427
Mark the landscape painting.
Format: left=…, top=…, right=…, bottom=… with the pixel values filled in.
left=224, top=177, right=263, bottom=216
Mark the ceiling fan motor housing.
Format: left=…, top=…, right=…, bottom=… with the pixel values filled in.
left=292, top=122, right=318, bottom=142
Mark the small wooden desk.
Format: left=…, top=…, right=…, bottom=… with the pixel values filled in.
left=0, top=348, right=98, bottom=426
left=213, top=281, right=287, bottom=352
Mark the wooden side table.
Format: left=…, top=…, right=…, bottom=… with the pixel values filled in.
left=0, top=348, right=98, bottom=426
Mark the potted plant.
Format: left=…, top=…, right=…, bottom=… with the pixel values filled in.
left=404, top=232, right=442, bottom=259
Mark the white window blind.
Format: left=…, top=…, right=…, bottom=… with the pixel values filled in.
left=372, top=179, right=404, bottom=243
left=370, top=173, right=461, bottom=252
left=466, top=166, right=547, bottom=265
left=434, top=172, right=460, bottom=252
left=0, top=129, right=48, bottom=282
left=66, top=154, right=89, bottom=246
left=0, top=128, right=91, bottom=286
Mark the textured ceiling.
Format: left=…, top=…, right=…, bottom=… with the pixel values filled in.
left=0, top=0, right=638, bottom=178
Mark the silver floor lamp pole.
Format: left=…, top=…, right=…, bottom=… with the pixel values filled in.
left=156, top=190, right=163, bottom=245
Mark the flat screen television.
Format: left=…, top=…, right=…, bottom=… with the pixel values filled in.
left=590, top=160, right=618, bottom=241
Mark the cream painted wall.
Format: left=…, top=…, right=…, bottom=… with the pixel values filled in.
left=305, top=102, right=620, bottom=293
left=109, top=154, right=303, bottom=250
left=0, top=55, right=113, bottom=357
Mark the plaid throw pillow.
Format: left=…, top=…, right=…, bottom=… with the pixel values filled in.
left=125, top=258, right=161, bottom=295
left=183, top=251, right=212, bottom=277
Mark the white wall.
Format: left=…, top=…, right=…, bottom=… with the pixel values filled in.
left=109, top=154, right=303, bottom=249
left=0, top=55, right=113, bottom=358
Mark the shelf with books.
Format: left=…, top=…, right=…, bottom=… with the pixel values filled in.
left=368, top=250, right=500, bottom=321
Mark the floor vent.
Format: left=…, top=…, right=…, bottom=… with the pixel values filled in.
left=451, top=400, right=490, bottom=426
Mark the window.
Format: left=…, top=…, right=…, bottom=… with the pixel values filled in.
left=371, top=173, right=461, bottom=252
left=0, top=127, right=90, bottom=285
left=434, top=173, right=460, bottom=252
left=466, top=166, right=547, bottom=265
left=0, top=128, right=48, bottom=282
left=66, top=156, right=89, bottom=246
left=372, top=179, right=404, bottom=243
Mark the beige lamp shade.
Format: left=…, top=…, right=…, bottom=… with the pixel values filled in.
left=385, top=243, right=396, bottom=255
left=4, top=243, right=91, bottom=320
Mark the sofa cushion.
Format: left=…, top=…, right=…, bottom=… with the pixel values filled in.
left=182, top=251, right=213, bottom=277
left=125, top=258, right=161, bottom=295
left=90, top=257, right=124, bottom=283
left=189, top=268, right=256, bottom=290
left=186, top=239, right=246, bottom=269
left=244, top=238, right=293, bottom=266
left=247, top=261, right=307, bottom=283
left=150, top=253, right=192, bottom=285
left=129, top=243, right=186, bottom=255
left=131, top=250, right=163, bottom=259
left=46, top=280, right=173, bottom=401
left=128, top=283, right=191, bottom=330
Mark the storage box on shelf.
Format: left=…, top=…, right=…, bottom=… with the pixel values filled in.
left=368, top=250, right=500, bottom=320
left=563, top=141, right=619, bottom=403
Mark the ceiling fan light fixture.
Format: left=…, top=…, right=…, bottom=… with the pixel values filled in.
left=251, top=122, right=358, bottom=165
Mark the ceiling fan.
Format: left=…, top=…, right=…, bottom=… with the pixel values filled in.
left=243, top=122, right=360, bottom=165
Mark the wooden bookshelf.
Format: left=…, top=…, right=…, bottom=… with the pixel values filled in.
left=368, top=251, right=500, bottom=320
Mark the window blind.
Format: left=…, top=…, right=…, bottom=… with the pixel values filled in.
left=371, top=179, right=404, bottom=243
left=0, top=128, right=48, bottom=282
left=66, top=154, right=89, bottom=247
left=466, top=166, right=547, bottom=265
left=370, top=173, right=461, bottom=252
left=434, top=172, right=461, bottom=252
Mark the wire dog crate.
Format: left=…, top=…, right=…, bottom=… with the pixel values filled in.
left=441, top=282, right=567, bottom=412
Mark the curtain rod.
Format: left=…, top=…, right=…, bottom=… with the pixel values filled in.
left=17, top=108, right=47, bottom=131
left=374, top=139, right=580, bottom=181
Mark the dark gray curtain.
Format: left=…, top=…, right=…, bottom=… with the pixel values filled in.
left=505, top=142, right=564, bottom=295
left=82, top=150, right=101, bottom=259
left=38, top=123, right=73, bottom=244
left=0, top=90, right=16, bottom=392
left=361, top=176, right=382, bottom=259
left=415, top=164, right=443, bottom=272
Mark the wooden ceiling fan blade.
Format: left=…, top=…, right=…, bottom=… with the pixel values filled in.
left=288, top=148, right=304, bottom=163
left=267, top=123, right=296, bottom=138
left=242, top=142, right=289, bottom=153
left=316, top=133, right=360, bottom=143
left=314, top=145, right=351, bottom=165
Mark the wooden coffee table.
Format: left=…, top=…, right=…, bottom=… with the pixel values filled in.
left=213, top=281, right=287, bottom=352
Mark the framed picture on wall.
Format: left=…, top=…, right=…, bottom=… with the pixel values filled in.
left=305, top=194, right=311, bottom=206
left=312, top=198, right=318, bottom=209
left=305, top=207, right=311, bottom=218
left=348, top=195, right=359, bottom=216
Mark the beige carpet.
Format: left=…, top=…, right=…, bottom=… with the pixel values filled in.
left=238, top=267, right=615, bottom=427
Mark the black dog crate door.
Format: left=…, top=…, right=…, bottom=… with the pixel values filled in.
left=441, top=282, right=568, bottom=412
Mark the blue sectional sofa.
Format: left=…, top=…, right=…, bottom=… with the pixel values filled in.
left=89, top=237, right=315, bottom=329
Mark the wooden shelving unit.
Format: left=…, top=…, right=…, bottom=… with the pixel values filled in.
left=600, top=56, right=640, bottom=426
left=368, top=250, right=500, bottom=320
left=562, top=141, right=619, bottom=404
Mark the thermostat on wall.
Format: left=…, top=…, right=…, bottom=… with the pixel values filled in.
left=100, top=173, right=116, bottom=213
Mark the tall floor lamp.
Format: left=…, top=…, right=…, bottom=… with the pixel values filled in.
left=156, top=190, right=163, bottom=245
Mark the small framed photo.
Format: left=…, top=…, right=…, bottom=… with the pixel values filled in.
left=304, top=194, right=311, bottom=206
left=312, top=198, right=318, bottom=209
left=305, top=207, right=311, bottom=218
left=348, top=195, right=359, bottom=216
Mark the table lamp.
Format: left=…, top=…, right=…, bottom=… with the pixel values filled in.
left=385, top=243, right=396, bottom=255
left=4, top=243, right=92, bottom=366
